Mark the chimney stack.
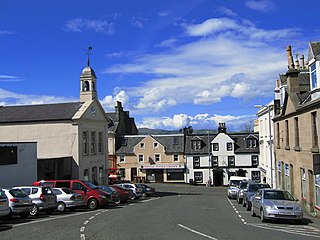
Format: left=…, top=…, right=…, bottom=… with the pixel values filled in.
left=218, top=123, right=227, bottom=133
left=300, top=55, right=305, bottom=69
left=286, top=45, right=295, bottom=70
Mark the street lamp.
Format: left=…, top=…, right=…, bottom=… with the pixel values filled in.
left=207, top=131, right=211, bottom=186
left=255, top=104, right=273, bottom=188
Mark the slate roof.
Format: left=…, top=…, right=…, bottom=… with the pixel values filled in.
left=106, top=112, right=117, bottom=131
left=116, top=134, right=185, bottom=154
left=185, top=133, right=259, bottom=154
left=0, top=102, right=83, bottom=123
left=308, top=41, right=320, bottom=62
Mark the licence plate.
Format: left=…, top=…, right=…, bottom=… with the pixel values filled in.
left=0, top=202, right=5, bottom=206
left=279, top=211, right=294, bottom=215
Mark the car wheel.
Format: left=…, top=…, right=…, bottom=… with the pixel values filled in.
left=251, top=207, right=256, bottom=217
left=129, top=194, right=135, bottom=201
left=88, top=199, right=98, bottom=210
left=20, top=212, right=30, bottom=219
left=114, top=198, right=121, bottom=205
left=246, top=202, right=251, bottom=211
left=57, top=202, right=66, bottom=212
left=141, top=193, right=147, bottom=198
left=242, top=199, right=246, bottom=207
left=30, top=204, right=39, bottom=216
left=260, top=208, right=266, bottom=222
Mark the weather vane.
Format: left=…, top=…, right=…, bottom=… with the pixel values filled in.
left=85, top=46, right=93, bottom=67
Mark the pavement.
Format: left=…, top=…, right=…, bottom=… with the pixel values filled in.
left=304, top=211, right=320, bottom=228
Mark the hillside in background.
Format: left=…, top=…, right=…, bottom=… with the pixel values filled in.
left=138, top=128, right=218, bottom=135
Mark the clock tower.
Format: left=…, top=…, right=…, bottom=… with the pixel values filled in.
left=80, top=48, right=98, bottom=102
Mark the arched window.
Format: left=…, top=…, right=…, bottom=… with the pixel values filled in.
left=83, top=81, right=90, bottom=91
left=92, top=81, right=95, bottom=91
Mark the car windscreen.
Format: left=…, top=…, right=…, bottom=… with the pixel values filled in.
left=42, top=187, right=54, bottom=195
left=239, top=182, right=248, bottom=189
left=249, top=184, right=269, bottom=192
left=62, top=188, right=74, bottom=194
left=264, top=190, right=294, bottom=201
left=0, top=189, right=6, bottom=199
left=230, top=180, right=241, bottom=187
left=9, top=189, right=28, bottom=198
left=82, top=181, right=98, bottom=189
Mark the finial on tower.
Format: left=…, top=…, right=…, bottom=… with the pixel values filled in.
left=86, top=46, right=93, bottom=67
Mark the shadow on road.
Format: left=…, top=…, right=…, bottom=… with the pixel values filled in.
left=153, top=191, right=201, bottom=197
left=0, top=224, right=12, bottom=232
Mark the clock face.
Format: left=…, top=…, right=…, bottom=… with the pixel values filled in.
left=90, top=106, right=96, bottom=118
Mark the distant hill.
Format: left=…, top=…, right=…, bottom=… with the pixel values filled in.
left=138, top=128, right=218, bottom=135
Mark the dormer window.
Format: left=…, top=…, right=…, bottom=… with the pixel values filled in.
left=191, top=140, right=201, bottom=150
left=310, top=62, right=318, bottom=90
left=247, top=139, right=257, bottom=148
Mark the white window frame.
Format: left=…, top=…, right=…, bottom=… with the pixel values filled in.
left=119, top=156, right=125, bottom=163
left=226, top=142, right=233, bottom=151
left=155, top=154, right=161, bottom=162
left=98, top=131, right=103, bottom=154
left=173, top=154, right=179, bottom=162
left=140, top=142, right=145, bottom=149
left=153, top=142, right=159, bottom=148
left=90, top=131, right=96, bottom=154
left=82, top=131, right=89, bottom=155
left=301, top=168, right=307, bottom=199
left=138, top=154, right=144, bottom=162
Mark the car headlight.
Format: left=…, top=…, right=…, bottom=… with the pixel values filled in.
left=266, top=205, right=277, bottom=210
left=99, top=195, right=107, bottom=199
left=295, top=206, right=302, bottom=211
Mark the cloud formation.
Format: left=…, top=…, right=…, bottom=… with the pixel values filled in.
left=64, top=18, right=114, bottom=34
left=245, top=0, right=276, bottom=12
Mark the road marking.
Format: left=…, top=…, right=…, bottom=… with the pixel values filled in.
left=80, top=233, right=85, bottom=240
left=83, top=220, right=89, bottom=225
left=247, top=223, right=320, bottom=238
left=178, top=224, right=218, bottom=240
left=12, top=211, right=101, bottom=227
left=80, top=227, right=85, bottom=232
left=79, top=210, right=108, bottom=240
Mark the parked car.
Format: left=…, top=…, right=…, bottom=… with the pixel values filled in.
left=52, top=188, right=84, bottom=212
left=227, top=176, right=248, bottom=199
left=242, top=182, right=270, bottom=210
left=4, top=188, right=33, bottom=218
left=136, top=184, right=156, bottom=197
left=97, top=186, right=121, bottom=204
left=236, top=181, right=248, bottom=204
left=117, top=183, right=143, bottom=199
left=251, top=188, right=303, bottom=223
left=111, top=185, right=134, bottom=202
left=13, top=186, right=57, bottom=216
left=0, top=188, right=10, bottom=218
left=33, top=180, right=112, bottom=210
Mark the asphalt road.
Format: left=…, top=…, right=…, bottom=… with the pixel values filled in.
left=1, top=184, right=319, bottom=240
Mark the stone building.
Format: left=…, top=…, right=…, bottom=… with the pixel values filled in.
left=273, top=43, right=320, bottom=216
left=0, top=61, right=110, bottom=184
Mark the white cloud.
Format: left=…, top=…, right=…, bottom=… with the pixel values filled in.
left=130, top=16, right=148, bottom=29
left=158, top=11, right=169, bottom=17
left=103, top=17, right=297, bottom=114
left=0, top=75, right=23, bottom=82
left=0, top=88, right=77, bottom=106
left=137, top=112, right=255, bottom=131
left=101, top=90, right=129, bottom=110
left=217, top=7, right=237, bottom=17
left=246, top=0, right=276, bottom=12
left=0, top=30, right=13, bottom=35
left=64, top=18, right=114, bottom=34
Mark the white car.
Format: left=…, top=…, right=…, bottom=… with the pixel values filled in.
left=0, top=189, right=10, bottom=218
left=117, top=184, right=143, bottom=199
left=52, top=188, right=84, bottom=212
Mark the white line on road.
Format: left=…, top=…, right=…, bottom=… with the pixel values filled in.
left=12, top=210, right=102, bottom=228
left=80, top=227, right=85, bottom=232
left=178, top=224, right=218, bottom=240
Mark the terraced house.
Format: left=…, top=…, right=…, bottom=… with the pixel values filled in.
left=116, top=134, right=185, bottom=183
left=273, top=42, right=320, bottom=216
left=185, top=123, right=260, bottom=186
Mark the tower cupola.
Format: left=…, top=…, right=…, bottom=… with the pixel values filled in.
left=80, top=47, right=97, bottom=102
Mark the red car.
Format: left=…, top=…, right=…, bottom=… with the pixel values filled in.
left=111, top=185, right=135, bottom=202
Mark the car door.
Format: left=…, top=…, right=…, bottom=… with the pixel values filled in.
left=252, top=189, right=262, bottom=214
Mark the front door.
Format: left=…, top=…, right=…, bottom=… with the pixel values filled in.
left=154, top=170, right=164, bottom=183
left=131, top=168, right=137, bottom=182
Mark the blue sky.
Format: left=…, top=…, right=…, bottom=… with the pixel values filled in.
left=1, top=0, right=319, bottom=131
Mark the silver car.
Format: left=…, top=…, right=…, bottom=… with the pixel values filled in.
left=0, top=188, right=10, bottom=218
left=4, top=188, right=33, bottom=218
left=117, top=183, right=143, bottom=199
left=53, top=188, right=84, bottom=212
left=13, top=186, right=57, bottom=216
left=251, top=188, right=303, bottom=223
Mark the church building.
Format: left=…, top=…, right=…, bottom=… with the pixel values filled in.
left=0, top=57, right=111, bottom=184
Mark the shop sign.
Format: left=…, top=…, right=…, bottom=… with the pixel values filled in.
left=141, top=164, right=185, bottom=169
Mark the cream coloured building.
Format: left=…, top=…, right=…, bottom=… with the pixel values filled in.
left=116, top=134, right=185, bottom=183
left=0, top=63, right=111, bottom=184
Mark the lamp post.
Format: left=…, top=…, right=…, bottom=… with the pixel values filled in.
left=207, top=131, right=211, bottom=186
left=255, top=104, right=273, bottom=188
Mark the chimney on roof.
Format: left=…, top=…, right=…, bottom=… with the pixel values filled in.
left=115, top=101, right=123, bottom=122
left=295, top=53, right=300, bottom=69
left=218, top=123, right=227, bottom=133
left=286, top=45, right=295, bottom=70
left=300, top=55, right=305, bottom=69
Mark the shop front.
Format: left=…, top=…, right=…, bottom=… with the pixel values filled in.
left=140, top=164, right=185, bottom=183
